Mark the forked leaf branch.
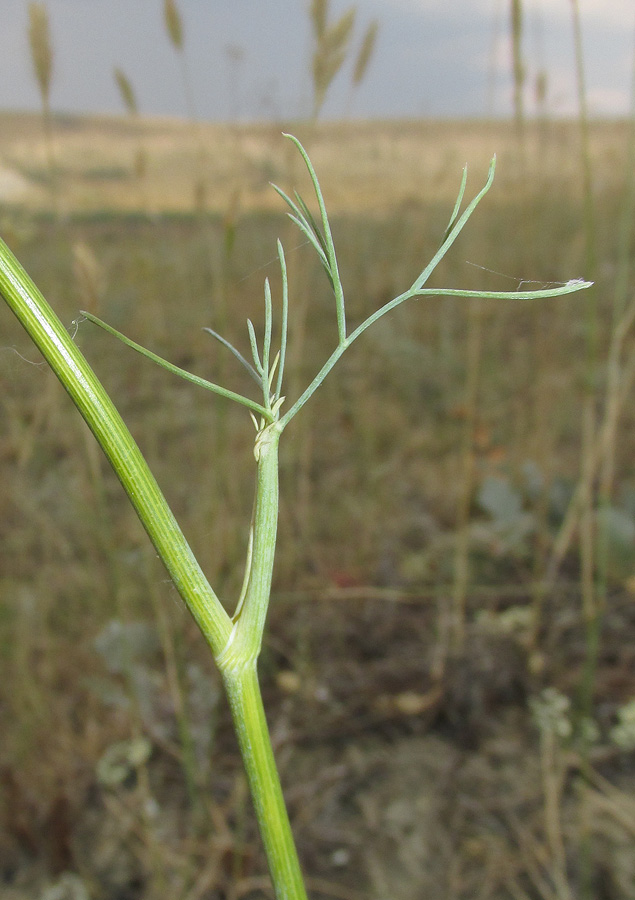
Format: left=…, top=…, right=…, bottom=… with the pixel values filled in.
left=82, top=135, right=592, bottom=438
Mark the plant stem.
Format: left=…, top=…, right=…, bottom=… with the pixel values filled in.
left=0, top=232, right=308, bottom=898
left=0, top=236, right=232, bottom=658
left=223, top=662, right=308, bottom=900
left=214, top=423, right=307, bottom=896
left=510, top=0, right=526, bottom=154
left=220, top=423, right=281, bottom=668
left=451, top=297, right=484, bottom=652
left=570, top=7, right=599, bottom=897
left=42, top=94, right=60, bottom=219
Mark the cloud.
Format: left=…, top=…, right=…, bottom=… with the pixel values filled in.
left=506, top=0, right=635, bottom=29
left=383, top=0, right=635, bottom=29
left=0, top=0, right=630, bottom=120
left=375, top=0, right=489, bottom=19
left=544, top=0, right=634, bottom=25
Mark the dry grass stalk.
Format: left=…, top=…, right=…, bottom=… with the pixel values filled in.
left=595, top=55, right=635, bottom=603
left=161, top=0, right=206, bottom=208
left=312, top=6, right=356, bottom=118
left=324, top=8, right=356, bottom=54
left=28, top=0, right=59, bottom=215
left=72, top=242, right=105, bottom=315
left=510, top=0, right=526, bottom=150
left=113, top=68, right=150, bottom=198
left=567, top=15, right=600, bottom=806
left=114, top=67, right=138, bottom=116
left=353, top=19, right=378, bottom=87
left=28, top=2, right=52, bottom=103
left=539, top=731, right=573, bottom=900
left=450, top=299, right=484, bottom=655
left=535, top=70, right=548, bottom=111
left=310, top=0, right=328, bottom=40
left=545, top=297, right=635, bottom=589
left=164, top=0, right=184, bottom=51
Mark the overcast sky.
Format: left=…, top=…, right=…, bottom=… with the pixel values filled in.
left=0, top=0, right=633, bottom=121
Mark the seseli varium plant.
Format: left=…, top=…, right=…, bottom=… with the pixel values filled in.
left=0, top=135, right=591, bottom=899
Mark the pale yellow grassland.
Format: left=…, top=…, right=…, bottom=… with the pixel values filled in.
left=0, top=111, right=628, bottom=216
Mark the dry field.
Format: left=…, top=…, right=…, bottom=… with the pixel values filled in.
left=0, top=112, right=629, bottom=215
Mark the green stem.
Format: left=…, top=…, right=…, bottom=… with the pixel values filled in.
left=219, top=423, right=281, bottom=668
left=0, top=234, right=309, bottom=899
left=223, top=662, right=308, bottom=900
left=0, top=236, right=232, bottom=658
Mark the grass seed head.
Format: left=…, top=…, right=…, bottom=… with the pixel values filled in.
left=310, top=0, right=328, bottom=40
left=72, top=242, right=105, bottom=315
left=28, top=2, right=53, bottom=103
left=353, top=19, right=378, bottom=87
left=312, top=8, right=356, bottom=116
left=164, top=0, right=184, bottom=51
left=114, top=67, right=138, bottom=116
